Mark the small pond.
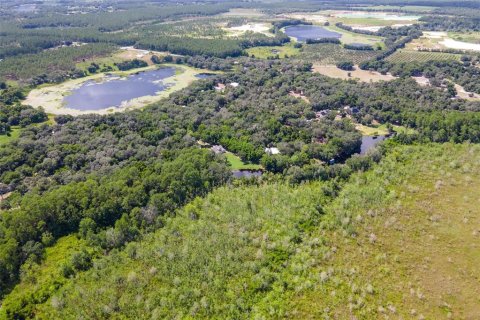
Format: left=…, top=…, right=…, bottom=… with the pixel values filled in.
left=195, top=73, right=217, bottom=79
left=284, top=25, right=341, bottom=42
left=232, top=170, right=263, bottom=179
left=63, top=67, right=176, bottom=111
left=360, top=135, right=386, bottom=155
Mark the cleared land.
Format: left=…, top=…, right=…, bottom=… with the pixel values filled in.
left=409, top=31, right=480, bottom=52
left=0, top=126, right=20, bottom=146
left=23, top=64, right=216, bottom=115
left=454, top=83, right=480, bottom=101
left=225, top=152, right=263, bottom=170
left=449, top=31, right=480, bottom=44
left=313, top=64, right=396, bottom=82
left=364, top=5, right=437, bottom=12
left=247, top=43, right=300, bottom=59
left=77, top=47, right=174, bottom=72
left=224, top=23, right=274, bottom=37
left=356, top=123, right=416, bottom=135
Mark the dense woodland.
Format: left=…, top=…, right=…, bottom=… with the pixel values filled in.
left=1, top=0, right=480, bottom=318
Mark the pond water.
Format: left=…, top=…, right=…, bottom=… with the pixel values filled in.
left=232, top=170, right=263, bottom=179
left=195, top=73, right=217, bottom=79
left=284, top=25, right=341, bottom=41
left=360, top=135, right=386, bottom=154
left=64, top=67, right=176, bottom=111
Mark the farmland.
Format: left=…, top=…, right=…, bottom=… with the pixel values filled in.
left=386, top=50, right=462, bottom=62
left=299, top=43, right=379, bottom=64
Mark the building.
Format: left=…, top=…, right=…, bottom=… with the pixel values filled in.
left=211, top=145, right=226, bottom=154
left=265, top=147, right=280, bottom=155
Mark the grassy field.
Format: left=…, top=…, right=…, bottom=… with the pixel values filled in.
left=365, top=5, right=436, bottom=12
left=246, top=43, right=300, bottom=59
left=449, top=31, right=480, bottom=44
left=225, top=152, right=263, bottom=170
left=335, top=17, right=401, bottom=27
left=289, top=143, right=480, bottom=318
left=356, top=123, right=417, bottom=136
left=0, top=126, right=21, bottom=146
left=326, top=25, right=385, bottom=48
left=75, top=53, right=126, bottom=73
left=386, top=50, right=462, bottom=63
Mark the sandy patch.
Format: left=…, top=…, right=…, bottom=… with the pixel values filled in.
left=225, top=23, right=273, bottom=37
left=419, top=32, right=480, bottom=52
left=0, top=192, right=12, bottom=203
left=313, top=64, right=397, bottom=82
left=351, top=25, right=413, bottom=32
left=440, top=38, right=480, bottom=51
left=279, top=13, right=328, bottom=24
left=422, top=31, right=448, bottom=39
left=454, top=83, right=480, bottom=101
left=412, top=76, right=430, bottom=86
left=23, top=65, right=217, bottom=116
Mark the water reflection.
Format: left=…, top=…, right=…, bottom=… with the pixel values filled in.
left=64, top=67, right=175, bottom=111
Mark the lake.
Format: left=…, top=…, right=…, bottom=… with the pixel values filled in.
left=232, top=170, right=263, bottom=179
left=360, top=135, right=386, bottom=154
left=284, top=25, right=341, bottom=41
left=64, top=67, right=176, bottom=111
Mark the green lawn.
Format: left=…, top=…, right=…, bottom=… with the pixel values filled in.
left=225, top=152, right=262, bottom=170
left=356, top=123, right=417, bottom=136
left=0, top=126, right=21, bottom=145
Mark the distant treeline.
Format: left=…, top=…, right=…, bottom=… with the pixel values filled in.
left=305, top=38, right=341, bottom=44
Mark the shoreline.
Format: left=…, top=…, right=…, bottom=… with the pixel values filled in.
left=22, top=64, right=219, bottom=116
